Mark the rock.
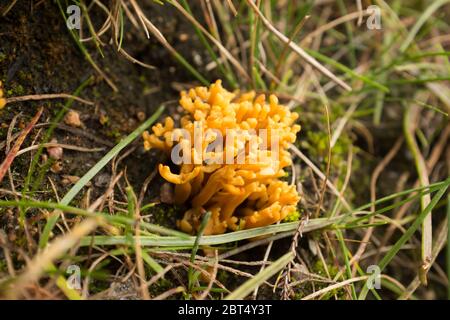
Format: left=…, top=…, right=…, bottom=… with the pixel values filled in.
left=64, top=109, right=82, bottom=127
left=50, top=160, right=63, bottom=173
left=136, top=111, right=146, bottom=122
left=47, top=138, right=63, bottom=160
left=94, top=172, right=110, bottom=187
left=61, top=175, right=80, bottom=185
left=160, top=182, right=174, bottom=204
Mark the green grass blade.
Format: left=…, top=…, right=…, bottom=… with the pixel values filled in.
left=141, top=250, right=164, bottom=274
left=358, top=178, right=450, bottom=299
left=387, top=76, right=450, bottom=85
left=188, top=211, right=211, bottom=292
left=118, top=6, right=124, bottom=51
left=38, top=105, right=165, bottom=248
left=0, top=199, right=188, bottom=238
left=346, top=180, right=446, bottom=218
left=305, top=48, right=389, bottom=92
left=56, top=0, right=117, bottom=91
left=399, top=0, right=450, bottom=53
left=447, top=194, right=450, bottom=300
left=172, top=51, right=209, bottom=86
left=336, top=230, right=357, bottom=299
left=77, top=217, right=338, bottom=248
left=179, top=0, right=237, bottom=88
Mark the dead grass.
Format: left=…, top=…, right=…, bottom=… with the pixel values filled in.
left=0, top=0, right=449, bottom=300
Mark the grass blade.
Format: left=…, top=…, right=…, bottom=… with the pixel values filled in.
left=77, top=217, right=338, bottom=247
left=399, top=0, right=450, bottom=53
left=305, top=48, right=389, bottom=92
left=0, top=199, right=188, bottom=238
left=358, top=177, right=450, bottom=299
left=39, top=105, right=165, bottom=248
left=188, top=211, right=211, bottom=292
left=225, top=252, right=294, bottom=300
left=447, top=194, right=450, bottom=300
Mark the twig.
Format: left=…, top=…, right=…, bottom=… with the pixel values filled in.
left=15, top=143, right=104, bottom=157
left=6, top=94, right=94, bottom=105
left=152, top=286, right=185, bottom=300
left=199, top=250, right=218, bottom=300
left=302, top=275, right=369, bottom=300
left=0, top=107, right=43, bottom=184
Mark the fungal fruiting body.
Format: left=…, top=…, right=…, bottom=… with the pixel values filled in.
left=143, top=80, right=301, bottom=235
left=0, top=81, right=6, bottom=109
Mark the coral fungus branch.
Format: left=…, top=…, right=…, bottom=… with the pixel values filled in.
left=143, top=80, right=301, bottom=236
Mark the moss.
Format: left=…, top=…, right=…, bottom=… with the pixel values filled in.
left=89, top=279, right=111, bottom=294
left=0, top=259, right=7, bottom=273
left=283, top=209, right=301, bottom=223
left=149, top=277, right=183, bottom=299
left=149, top=204, right=181, bottom=229
left=215, top=269, right=243, bottom=298
left=301, top=130, right=353, bottom=168
left=292, top=260, right=346, bottom=300
left=18, top=70, right=32, bottom=82
left=299, top=123, right=361, bottom=205
left=216, top=269, right=230, bottom=284
left=149, top=278, right=173, bottom=296
left=313, top=260, right=338, bottom=278
left=106, top=128, right=122, bottom=140
left=6, top=84, right=25, bottom=96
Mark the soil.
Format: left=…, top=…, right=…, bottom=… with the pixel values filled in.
left=0, top=1, right=270, bottom=298
left=0, top=1, right=212, bottom=205
left=2, top=1, right=447, bottom=300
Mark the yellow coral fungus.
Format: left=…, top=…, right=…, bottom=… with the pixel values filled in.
left=0, top=81, right=6, bottom=110
left=143, top=80, right=301, bottom=235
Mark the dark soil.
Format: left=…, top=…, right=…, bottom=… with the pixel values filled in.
left=0, top=1, right=213, bottom=205
left=0, top=1, right=270, bottom=298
